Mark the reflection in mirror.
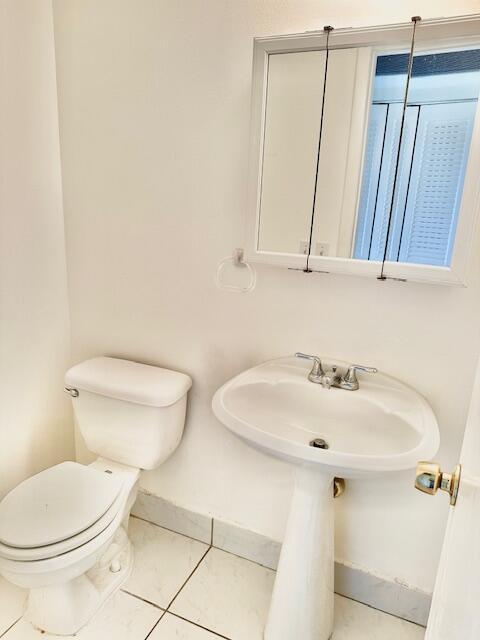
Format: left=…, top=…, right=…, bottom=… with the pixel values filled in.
left=379, top=46, right=480, bottom=267
left=353, top=53, right=412, bottom=262
left=258, top=50, right=326, bottom=255
left=310, top=47, right=410, bottom=261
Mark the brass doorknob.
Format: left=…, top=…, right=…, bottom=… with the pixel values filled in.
left=415, top=462, right=461, bottom=506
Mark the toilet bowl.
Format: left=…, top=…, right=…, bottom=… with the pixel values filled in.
left=0, top=357, right=192, bottom=635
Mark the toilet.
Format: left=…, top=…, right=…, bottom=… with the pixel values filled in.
left=0, top=356, right=192, bottom=635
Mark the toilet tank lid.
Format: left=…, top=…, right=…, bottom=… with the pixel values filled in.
left=65, top=357, right=192, bottom=407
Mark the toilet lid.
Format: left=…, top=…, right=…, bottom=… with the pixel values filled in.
left=0, top=462, right=124, bottom=548
left=0, top=486, right=125, bottom=562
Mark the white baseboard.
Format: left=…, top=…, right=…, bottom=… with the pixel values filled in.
left=131, top=489, right=212, bottom=544
left=333, top=561, right=430, bottom=627
left=212, top=518, right=281, bottom=571
left=131, top=489, right=430, bottom=626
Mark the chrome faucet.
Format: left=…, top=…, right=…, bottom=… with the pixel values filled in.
left=295, top=353, right=377, bottom=391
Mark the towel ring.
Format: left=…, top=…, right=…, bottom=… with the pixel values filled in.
left=215, top=249, right=256, bottom=293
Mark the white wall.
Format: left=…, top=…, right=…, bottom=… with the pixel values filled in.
left=0, top=0, right=74, bottom=498
left=53, top=0, right=480, bottom=594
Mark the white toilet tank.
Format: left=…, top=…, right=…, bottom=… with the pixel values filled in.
left=65, top=357, right=192, bottom=469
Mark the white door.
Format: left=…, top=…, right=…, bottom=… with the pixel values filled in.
left=423, top=358, right=480, bottom=638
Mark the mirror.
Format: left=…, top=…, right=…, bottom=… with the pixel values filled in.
left=247, top=16, right=480, bottom=284
left=258, top=50, right=327, bottom=256
left=253, top=34, right=411, bottom=270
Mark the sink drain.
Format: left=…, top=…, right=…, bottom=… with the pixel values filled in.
left=309, top=438, right=329, bottom=449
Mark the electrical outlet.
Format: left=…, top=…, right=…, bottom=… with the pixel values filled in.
left=316, top=242, right=330, bottom=256
left=299, top=240, right=309, bottom=255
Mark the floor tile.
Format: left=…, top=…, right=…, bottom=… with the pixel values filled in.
left=171, top=547, right=275, bottom=640
left=132, top=491, right=212, bottom=544
left=149, top=613, right=225, bottom=639
left=123, top=517, right=209, bottom=608
left=333, top=594, right=425, bottom=639
left=0, top=577, right=27, bottom=635
left=2, top=591, right=161, bottom=640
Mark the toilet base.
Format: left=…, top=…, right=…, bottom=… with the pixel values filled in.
left=25, top=527, right=133, bottom=636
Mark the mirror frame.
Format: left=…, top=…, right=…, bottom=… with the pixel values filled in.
left=245, top=15, right=480, bottom=285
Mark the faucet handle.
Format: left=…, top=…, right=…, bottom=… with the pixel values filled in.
left=342, top=364, right=378, bottom=390
left=295, top=352, right=318, bottom=361
left=295, top=352, right=324, bottom=378
left=347, top=364, right=377, bottom=375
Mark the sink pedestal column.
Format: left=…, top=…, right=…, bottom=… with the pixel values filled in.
left=264, top=466, right=334, bottom=640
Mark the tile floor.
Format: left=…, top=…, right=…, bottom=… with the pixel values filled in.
left=0, top=517, right=425, bottom=640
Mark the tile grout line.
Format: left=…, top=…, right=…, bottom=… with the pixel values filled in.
left=120, top=588, right=165, bottom=611
left=132, top=512, right=278, bottom=571
left=130, top=514, right=212, bottom=546
left=140, top=545, right=214, bottom=639
left=114, top=516, right=214, bottom=639
left=337, top=594, right=427, bottom=629
left=128, top=515, right=267, bottom=639
left=0, top=617, right=22, bottom=638
left=164, top=542, right=238, bottom=639
left=168, top=612, right=232, bottom=640
left=143, top=609, right=167, bottom=640
left=165, top=545, right=213, bottom=612
left=210, top=543, right=278, bottom=571
left=133, top=511, right=277, bottom=571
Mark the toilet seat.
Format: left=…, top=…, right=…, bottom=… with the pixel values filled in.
left=0, top=461, right=129, bottom=562
left=0, top=460, right=139, bottom=585
left=0, top=486, right=126, bottom=562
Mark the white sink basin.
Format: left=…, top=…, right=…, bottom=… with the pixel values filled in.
left=213, top=356, right=439, bottom=478
left=212, top=356, right=439, bottom=640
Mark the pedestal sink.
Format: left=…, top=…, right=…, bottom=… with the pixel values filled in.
left=212, top=356, right=439, bottom=640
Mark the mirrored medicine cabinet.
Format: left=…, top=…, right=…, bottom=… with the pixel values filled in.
left=245, top=15, right=480, bottom=284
